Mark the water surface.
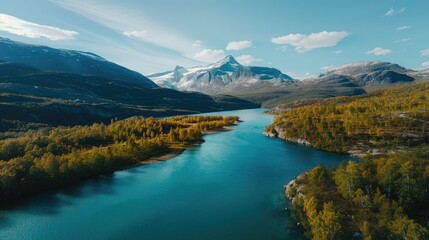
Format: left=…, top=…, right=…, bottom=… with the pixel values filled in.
left=0, top=109, right=353, bottom=240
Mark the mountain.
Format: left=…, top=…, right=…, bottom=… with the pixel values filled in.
left=410, top=67, right=429, bottom=81
left=324, top=61, right=408, bottom=76
left=0, top=61, right=257, bottom=127
left=147, top=55, right=294, bottom=95
left=0, top=40, right=258, bottom=128
left=148, top=58, right=417, bottom=108
left=0, top=37, right=157, bottom=88
left=262, top=61, right=417, bottom=107
left=318, top=61, right=415, bottom=89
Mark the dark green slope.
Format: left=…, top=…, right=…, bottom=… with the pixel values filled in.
left=0, top=62, right=257, bottom=127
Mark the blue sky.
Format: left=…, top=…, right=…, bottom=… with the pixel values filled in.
left=0, top=0, right=428, bottom=78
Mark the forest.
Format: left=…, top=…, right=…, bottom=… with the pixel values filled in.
left=266, top=82, right=429, bottom=155
left=267, top=82, right=429, bottom=239
left=0, top=115, right=239, bottom=201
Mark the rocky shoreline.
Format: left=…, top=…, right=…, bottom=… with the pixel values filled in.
left=284, top=172, right=306, bottom=205
left=263, top=125, right=312, bottom=146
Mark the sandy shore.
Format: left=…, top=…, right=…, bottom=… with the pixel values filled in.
left=140, top=149, right=185, bottom=165
left=125, top=126, right=234, bottom=169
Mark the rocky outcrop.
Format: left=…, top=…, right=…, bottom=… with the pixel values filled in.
left=284, top=172, right=306, bottom=205
left=264, top=125, right=312, bottom=146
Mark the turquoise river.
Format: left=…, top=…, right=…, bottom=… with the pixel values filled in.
left=0, top=109, right=354, bottom=240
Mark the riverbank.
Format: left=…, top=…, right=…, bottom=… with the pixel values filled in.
left=267, top=83, right=429, bottom=239
left=122, top=126, right=234, bottom=170
left=0, top=108, right=352, bottom=240
left=0, top=126, right=235, bottom=205
left=0, top=115, right=239, bottom=203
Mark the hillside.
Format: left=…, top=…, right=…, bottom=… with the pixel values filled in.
left=0, top=46, right=257, bottom=129
left=0, top=37, right=157, bottom=88
left=263, top=61, right=418, bottom=107
left=266, top=82, right=428, bottom=155
left=265, top=83, right=429, bottom=239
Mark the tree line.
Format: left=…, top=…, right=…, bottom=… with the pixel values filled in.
left=268, top=83, right=429, bottom=239
left=267, top=82, right=429, bottom=154
left=288, top=154, right=429, bottom=239
left=0, top=115, right=239, bottom=201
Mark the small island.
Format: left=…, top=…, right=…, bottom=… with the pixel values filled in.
left=0, top=115, right=239, bottom=202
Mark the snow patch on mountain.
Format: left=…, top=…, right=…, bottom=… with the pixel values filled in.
left=148, top=55, right=294, bottom=94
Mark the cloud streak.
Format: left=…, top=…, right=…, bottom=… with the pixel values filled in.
left=366, top=47, right=393, bottom=56
left=385, top=7, right=406, bottom=17
left=421, top=49, right=429, bottom=56
left=272, top=31, right=349, bottom=52
left=51, top=0, right=202, bottom=59
left=0, top=14, right=78, bottom=40
left=123, top=30, right=147, bottom=39
left=226, top=40, right=252, bottom=51
left=396, top=26, right=411, bottom=31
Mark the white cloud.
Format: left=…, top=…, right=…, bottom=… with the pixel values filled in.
left=192, top=40, right=202, bottom=47
left=194, top=49, right=225, bottom=62
left=396, top=26, right=411, bottom=31
left=0, top=13, right=78, bottom=40
left=236, top=55, right=262, bottom=65
left=321, top=65, right=334, bottom=71
left=226, top=40, right=252, bottom=51
left=271, top=31, right=349, bottom=52
left=422, top=62, right=429, bottom=68
left=385, top=7, right=406, bottom=17
left=51, top=0, right=202, bottom=60
left=334, top=50, right=343, bottom=54
left=421, top=49, right=429, bottom=56
left=123, top=30, right=147, bottom=38
left=366, top=47, right=393, bottom=56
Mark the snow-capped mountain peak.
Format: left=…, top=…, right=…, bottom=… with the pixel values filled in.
left=148, top=56, right=293, bottom=95
left=174, top=65, right=188, bottom=73
left=215, top=55, right=240, bottom=66
left=203, top=55, right=242, bottom=73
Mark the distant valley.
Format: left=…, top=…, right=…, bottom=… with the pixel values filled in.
left=149, top=55, right=426, bottom=107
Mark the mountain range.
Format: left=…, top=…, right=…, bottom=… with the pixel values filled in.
left=0, top=38, right=257, bottom=128
left=149, top=56, right=424, bottom=106
left=1, top=37, right=428, bottom=128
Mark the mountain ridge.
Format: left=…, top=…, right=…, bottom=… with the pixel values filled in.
left=0, top=39, right=258, bottom=128
left=0, top=37, right=158, bottom=88
left=147, top=55, right=294, bottom=95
